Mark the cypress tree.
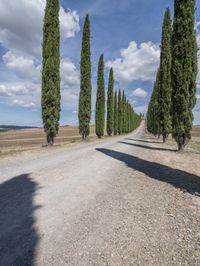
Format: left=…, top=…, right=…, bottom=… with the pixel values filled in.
left=114, top=91, right=118, bottom=135
left=125, top=100, right=129, bottom=133
left=79, top=14, right=92, bottom=140
left=42, top=0, right=60, bottom=145
left=122, top=91, right=126, bottom=134
left=118, top=90, right=123, bottom=135
left=128, top=103, right=131, bottom=133
left=147, top=69, right=161, bottom=136
left=124, top=98, right=128, bottom=133
left=95, top=54, right=105, bottom=138
left=171, top=0, right=198, bottom=151
left=159, top=8, right=172, bottom=143
left=107, top=68, right=114, bottom=136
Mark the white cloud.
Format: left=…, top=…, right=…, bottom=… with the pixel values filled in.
left=0, top=0, right=80, bottom=59
left=131, top=88, right=147, bottom=98
left=106, top=41, right=160, bottom=84
left=0, top=57, right=80, bottom=111
left=0, top=1, right=80, bottom=112
left=61, top=59, right=80, bottom=90
left=134, top=105, right=148, bottom=115
left=3, top=51, right=40, bottom=80
left=60, top=59, right=80, bottom=110
left=0, top=82, right=40, bottom=109
left=0, top=83, right=35, bottom=97
left=197, top=94, right=200, bottom=100
left=12, top=99, right=36, bottom=108
left=60, top=9, right=79, bottom=38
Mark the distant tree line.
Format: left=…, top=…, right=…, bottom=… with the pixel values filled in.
left=147, top=0, right=198, bottom=151
left=42, top=1, right=141, bottom=145
left=94, top=54, right=141, bottom=139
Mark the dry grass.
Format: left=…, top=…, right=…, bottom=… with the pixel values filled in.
left=0, top=126, right=96, bottom=156
left=163, top=126, right=200, bottom=153
left=1, top=124, right=200, bottom=156
left=191, top=125, right=200, bottom=138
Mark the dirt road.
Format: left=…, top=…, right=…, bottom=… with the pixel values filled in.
left=0, top=122, right=200, bottom=266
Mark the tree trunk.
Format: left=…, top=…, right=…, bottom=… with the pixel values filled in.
left=163, top=134, right=167, bottom=143
left=82, top=133, right=86, bottom=141
left=47, top=134, right=54, bottom=146
left=178, top=142, right=184, bottom=152
left=178, top=134, right=186, bottom=152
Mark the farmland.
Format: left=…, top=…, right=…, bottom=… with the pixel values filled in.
left=0, top=126, right=96, bottom=155
left=1, top=125, right=200, bottom=156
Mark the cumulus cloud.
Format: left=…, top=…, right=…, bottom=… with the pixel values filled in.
left=131, top=88, right=147, bottom=98
left=106, top=41, right=160, bottom=84
left=12, top=99, right=36, bottom=108
left=134, top=105, right=148, bottom=115
left=0, top=0, right=80, bottom=59
left=61, top=59, right=80, bottom=110
left=0, top=83, right=36, bottom=97
left=0, top=82, right=40, bottom=108
left=3, top=51, right=40, bottom=80
left=0, top=57, right=80, bottom=111
left=61, top=59, right=80, bottom=90
left=0, top=0, right=80, bottom=112
left=60, top=9, right=80, bottom=38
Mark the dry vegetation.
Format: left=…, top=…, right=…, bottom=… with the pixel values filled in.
left=163, top=125, right=200, bottom=154
left=0, top=125, right=200, bottom=157
left=0, top=126, right=96, bottom=156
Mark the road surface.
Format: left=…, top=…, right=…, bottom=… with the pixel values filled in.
left=0, top=122, right=200, bottom=265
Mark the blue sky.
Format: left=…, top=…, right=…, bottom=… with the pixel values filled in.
left=0, top=0, right=200, bottom=126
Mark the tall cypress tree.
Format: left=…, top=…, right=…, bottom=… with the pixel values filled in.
left=128, top=103, right=131, bottom=133
left=147, top=69, right=161, bottom=136
left=122, top=91, right=126, bottom=134
left=107, top=68, right=114, bottom=136
left=126, top=100, right=129, bottom=133
left=171, top=0, right=197, bottom=151
left=114, top=91, right=118, bottom=135
left=118, top=90, right=122, bottom=135
left=42, top=0, right=60, bottom=145
left=95, top=54, right=105, bottom=138
left=79, top=14, right=92, bottom=140
left=159, top=8, right=172, bottom=143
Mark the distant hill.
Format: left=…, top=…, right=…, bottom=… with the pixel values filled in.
left=0, top=125, right=39, bottom=131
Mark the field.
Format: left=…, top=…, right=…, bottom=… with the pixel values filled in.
left=191, top=125, right=200, bottom=138
left=0, top=126, right=96, bottom=155
left=0, top=125, right=200, bottom=156
left=160, top=125, right=200, bottom=153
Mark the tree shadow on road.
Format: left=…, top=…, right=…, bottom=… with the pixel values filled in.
left=125, top=138, right=162, bottom=144
left=0, top=174, right=41, bottom=265
left=96, top=148, right=200, bottom=196
left=119, top=141, right=176, bottom=152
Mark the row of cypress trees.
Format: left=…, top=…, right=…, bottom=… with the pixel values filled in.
left=41, top=2, right=141, bottom=144
left=95, top=53, right=141, bottom=138
left=79, top=15, right=141, bottom=140
left=115, top=90, right=141, bottom=135
left=147, top=0, right=198, bottom=151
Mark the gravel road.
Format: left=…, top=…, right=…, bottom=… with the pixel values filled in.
left=0, top=121, right=200, bottom=266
